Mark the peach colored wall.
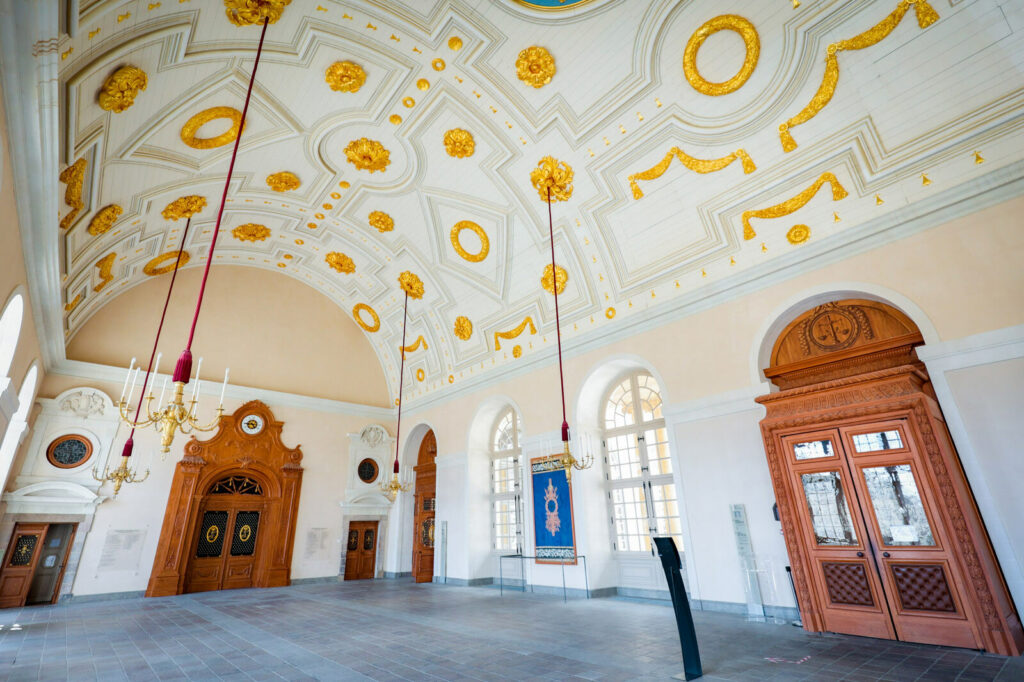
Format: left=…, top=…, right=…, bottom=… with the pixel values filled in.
left=67, top=266, right=389, bottom=407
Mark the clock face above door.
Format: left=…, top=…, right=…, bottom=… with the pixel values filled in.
left=240, top=414, right=264, bottom=435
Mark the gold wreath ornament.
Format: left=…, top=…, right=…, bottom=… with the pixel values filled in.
left=541, top=264, right=568, bottom=295
left=516, top=46, right=555, bottom=88
left=98, top=66, right=148, bottom=113
left=326, top=252, right=356, bottom=274
left=450, top=221, right=489, bottom=262
left=443, top=128, right=475, bottom=158
left=144, top=251, right=191, bottom=276
left=530, top=156, right=574, bottom=203
left=352, top=303, right=380, bottom=332
left=398, top=271, right=424, bottom=299
left=181, top=107, right=244, bottom=150
left=266, top=171, right=300, bottom=192
left=325, top=61, right=366, bottom=93
left=224, top=0, right=291, bottom=26
left=344, top=138, right=391, bottom=173
left=232, top=223, right=271, bottom=242
left=683, top=15, right=760, bottom=96
left=454, top=316, right=473, bottom=340
left=162, top=195, right=207, bottom=221
left=368, top=211, right=394, bottom=232
left=88, top=204, right=123, bottom=236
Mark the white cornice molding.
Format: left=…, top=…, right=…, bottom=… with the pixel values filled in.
left=663, top=384, right=769, bottom=425
left=916, top=324, right=1024, bottom=370
left=49, top=359, right=396, bottom=420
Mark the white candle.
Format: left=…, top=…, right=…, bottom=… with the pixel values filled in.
left=119, top=357, right=136, bottom=402
left=125, top=367, right=141, bottom=408
left=191, top=357, right=203, bottom=401
left=157, top=376, right=169, bottom=410
left=219, top=368, right=229, bottom=406
left=152, top=352, right=162, bottom=378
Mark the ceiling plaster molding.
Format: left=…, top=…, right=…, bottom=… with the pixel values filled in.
left=403, top=160, right=1024, bottom=415
left=49, top=358, right=395, bottom=420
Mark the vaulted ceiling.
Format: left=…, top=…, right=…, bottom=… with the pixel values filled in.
left=52, top=0, right=1024, bottom=405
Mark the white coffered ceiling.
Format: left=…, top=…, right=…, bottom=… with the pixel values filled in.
left=47, top=0, right=1024, bottom=405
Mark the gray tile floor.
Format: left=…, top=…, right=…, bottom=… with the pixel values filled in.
left=0, top=579, right=1021, bottom=681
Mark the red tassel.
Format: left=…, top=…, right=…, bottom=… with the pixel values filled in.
left=172, top=349, right=192, bottom=383
left=561, top=421, right=570, bottom=443
left=121, top=437, right=134, bottom=458
left=393, top=459, right=400, bottom=474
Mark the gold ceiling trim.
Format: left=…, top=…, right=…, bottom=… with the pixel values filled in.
left=232, top=223, right=270, bottom=242
left=88, top=204, right=122, bottom=236
left=59, top=158, right=86, bottom=231
left=162, top=195, right=207, bottom=220
left=400, top=335, right=428, bottom=357
left=143, top=251, right=190, bottom=276
left=326, top=252, right=356, bottom=274
left=97, top=65, right=148, bottom=113
left=741, top=172, right=848, bottom=240
left=628, top=146, right=756, bottom=199
left=352, top=303, right=380, bottom=332
left=368, top=211, right=394, bottom=232
left=530, top=156, right=573, bottom=202
left=181, top=107, right=243, bottom=150
left=64, top=294, right=82, bottom=313
left=494, top=316, right=536, bottom=350
left=454, top=316, right=473, bottom=340
left=778, top=0, right=939, bottom=151
left=516, top=46, right=555, bottom=88
left=541, top=264, right=568, bottom=295
left=399, top=271, right=424, bottom=299
left=325, top=61, right=366, bottom=93
left=224, top=0, right=291, bottom=26
left=683, top=15, right=759, bottom=97
left=266, top=171, right=300, bottom=192
left=450, top=221, right=489, bottom=262
left=443, top=128, right=475, bottom=158
left=344, top=137, right=390, bottom=173
left=94, top=252, right=116, bottom=292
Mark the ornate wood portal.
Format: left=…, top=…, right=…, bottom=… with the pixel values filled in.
left=757, top=300, right=1023, bottom=655
left=344, top=520, right=378, bottom=580
left=412, top=430, right=436, bottom=583
left=146, top=401, right=303, bottom=597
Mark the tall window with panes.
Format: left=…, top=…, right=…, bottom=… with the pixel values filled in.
left=491, top=408, right=524, bottom=552
left=602, top=372, right=683, bottom=553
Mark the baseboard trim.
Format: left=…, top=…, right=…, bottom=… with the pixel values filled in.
left=435, top=576, right=493, bottom=587
left=290, top=576, right=341, bottom=585
left=61, top=590, right=145, bottom=604
left=383, top=571, right=412, bottom=579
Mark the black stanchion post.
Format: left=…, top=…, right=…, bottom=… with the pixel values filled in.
left=654, top=537, right=703, bottom=681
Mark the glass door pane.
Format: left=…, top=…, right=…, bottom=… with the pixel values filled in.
left=800, top=471, right=858, bottom=546
left=861, top=465, right=935, bottom=546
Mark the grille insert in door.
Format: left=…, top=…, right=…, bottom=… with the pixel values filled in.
left=891, top=564, right=956, bottom=612
left=196, top=511, right=228, bottom=557
left=231, top=511, right=260, bottom=556
left=822, top=562, right=875, bottom=606
left=9, top=535, right=38, bottom=566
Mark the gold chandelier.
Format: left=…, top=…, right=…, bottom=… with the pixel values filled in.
left=92, top=457, right=148, bottom=498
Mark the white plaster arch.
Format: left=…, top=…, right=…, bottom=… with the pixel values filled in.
left=466, top=394, right=528, bottom=458
left=748, top=281, right=941, bottom=388
left=400, top=421, right=437, bottom=471
left=572, top=353, right=672, bottom=435
left=0, top=287, right=26, bottom=379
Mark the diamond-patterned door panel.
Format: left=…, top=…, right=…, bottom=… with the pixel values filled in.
left=821, top=561, right=875, bottom=607
left=890, top=563, right=957, bottom=613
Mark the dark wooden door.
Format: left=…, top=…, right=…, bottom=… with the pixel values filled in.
left=186, top=477, right=266, bottom=593
left=412, top=430, right=436, bottom=583
left=0, top=524, right=48, bottom=608
left=27, top=524, right=76, bottom=605
left=344, top=521, right=378, bottom=580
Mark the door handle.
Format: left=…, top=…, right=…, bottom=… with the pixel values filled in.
left=856, top=552, right=864, bottom=557
left=882, top=552, right=891, bottom=558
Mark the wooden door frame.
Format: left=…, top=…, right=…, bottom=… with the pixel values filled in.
left=146, top=401, right=303, bottom=597
left=186, top=488, right=270, bottom=593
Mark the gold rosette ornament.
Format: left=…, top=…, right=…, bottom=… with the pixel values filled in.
left=232, top=223, right=270, bottom=242
left=515, top=46, right=555, bottom=88
left=344, top=138, right=391, bottom=173
left=97, top=66, right=148, bottom=113
left=530, top=156, right=574, bottom=203
left=398, top=271, right=424, bottom=299
left=368, top=211, right=394, bottom=232
left=326, top=252, right=356, bottom=274
left=454, top=316, right=472, bottom=340
left=224, top=0, right=291, bottom=26
left=266, top=171, right=300, bottom=192
left=325, top=61, right=366, bottom=93
left=162, top=195, right=207, bottom=221
left=443, top=128, right=475, bottom=158
left=541, top=264, right=568, bottom=295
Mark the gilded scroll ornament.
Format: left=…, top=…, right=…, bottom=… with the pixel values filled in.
left=162, top=195, right=207, bottom=220
left=778, top=0, right=939, bottom=152
left=443, top=128, right=475, bottom=158
left=741, top=172, right=848, bottom=240
left=628, top=146, right=756, bottom=199
left=352, top=303, right=380, bottom=332
left=59, top=158, right=86, bottom=230
left=325, top=61, right=366, bottom=92
left=326, top=252, right=355, bottom=274
left=94, top=252, right=116, bottom=291
left=454, top=316, right=473, bottom=340
left=494, top=316, right=536, bottom=350
left=232, top=223, right=270, bottom=242
left=400, top=335, right=428, bottom=357
left=266, top=171, right=300, bottom=192
left=224, top=0, right=291, bottom=26
left=516, top=46, right=555, bottom=88
left=530, top=156, right=573, bottom=203
left=368, top=211, right=394, bottom=232
left=181, top=107, right=243, bottom=149
left=787, top=224, right=811, bottom=244
left=97, top=65, right=148, bottom=113
left=88, top=204, right=123, bottom=236
left=144, top=251, right=190, bottom=276
left=683, top=15, right=760, bottom=96
left=398, top=271, right=424, bottom=299
left=541, top=264, right=568, bottom=294
left=450, top=221, right=489, bottom=262
left=344, top=138, right=390, bottom=173
left=64, top=294, right=83, bottom=313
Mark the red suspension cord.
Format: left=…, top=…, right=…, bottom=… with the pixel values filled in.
left=393, top=291, right=410, bottom=474
left=547, top=186, right=570, bottom=444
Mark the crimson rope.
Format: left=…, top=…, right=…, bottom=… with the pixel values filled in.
left=547, top=186, right=569, bottom=444
left=184, top=17, right=269, bottom=351
left=122, top=216, right=193, bottom=458
left=393, top=291, right=410, bottom=474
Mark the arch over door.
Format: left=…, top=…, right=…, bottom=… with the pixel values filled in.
left=146, top=401, right=303, bottom=597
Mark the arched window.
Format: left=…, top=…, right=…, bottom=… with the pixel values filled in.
left=0, top=364, right=39, bottom=490
left=490, top=407, right=523, bottom=552
left=602, top=371, right=683, bottom=552
left=0, top=293, right=24, bottom=378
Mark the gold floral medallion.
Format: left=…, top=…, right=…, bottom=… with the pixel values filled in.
left=450, top=221, right=489, bottom=262
left=448, top=36, right=463, bottom=50
left=97, top=65, right=148, bottom=113
left=512, top=345, right=523, bottom=359
left=143, top=251, right=191, bottom=276
left=541, top=264, right=568, bottom=294
left=266, top=171, right=300, bottom=192
left=326, top=252, right=356, bottom=274
left=416, top=78, right=430, bottom=91
left=352, top=303, right=380, bottom=332
left=232, top=223, right=271, bottom=242
left=530, top=156, right=573, bottom=202
left=88, top=204, right=123, bottom=236
left=454, top=316, right=473, bottom=340
left=325, top=61, right=366, bottom=93
left=398, top=271, right=424, bottom=299
left=181, top=107, right=243, bottom=150
left=787, top=224, right=811, bottom=244
left=515, top=46, right=555, bottom=88
left=162, top=195, right=207, bottom=220
left=344, top=138, right=390, bottom=173
left=368, top=211, right=394, bottom=232
left=224, top=0, right=291, bottom=26
left=443, top=128, right=475, bottom=158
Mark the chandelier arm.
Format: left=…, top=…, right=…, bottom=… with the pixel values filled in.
left=547, top=186, right=569, bottom=445
left=183, top=17, right=270, bottom=353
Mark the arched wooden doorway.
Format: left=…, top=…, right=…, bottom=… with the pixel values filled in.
left=757, top=299, right=1023, bottom=655
left=412, top=429, right=436, bottom=583
left=146, top=401, right=303, bottom=597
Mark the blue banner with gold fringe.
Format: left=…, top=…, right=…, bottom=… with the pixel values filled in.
left=531, top=455, right=576, bottom=564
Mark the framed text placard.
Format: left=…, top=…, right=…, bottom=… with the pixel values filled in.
left=530, top=455, right=577, bottom=564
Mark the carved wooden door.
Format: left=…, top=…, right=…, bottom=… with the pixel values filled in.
left=0, top=524, right=48, bottom=608
left=344, top=521, right=378, bottom=580
left=412, top=430, right=436, bottom=583
left=185, top=476, right=266, bottom=593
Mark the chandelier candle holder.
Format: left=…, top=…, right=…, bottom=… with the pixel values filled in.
left=381, top=271, right=424, bottom=502
left=529, top=156, right=593, bottom=483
